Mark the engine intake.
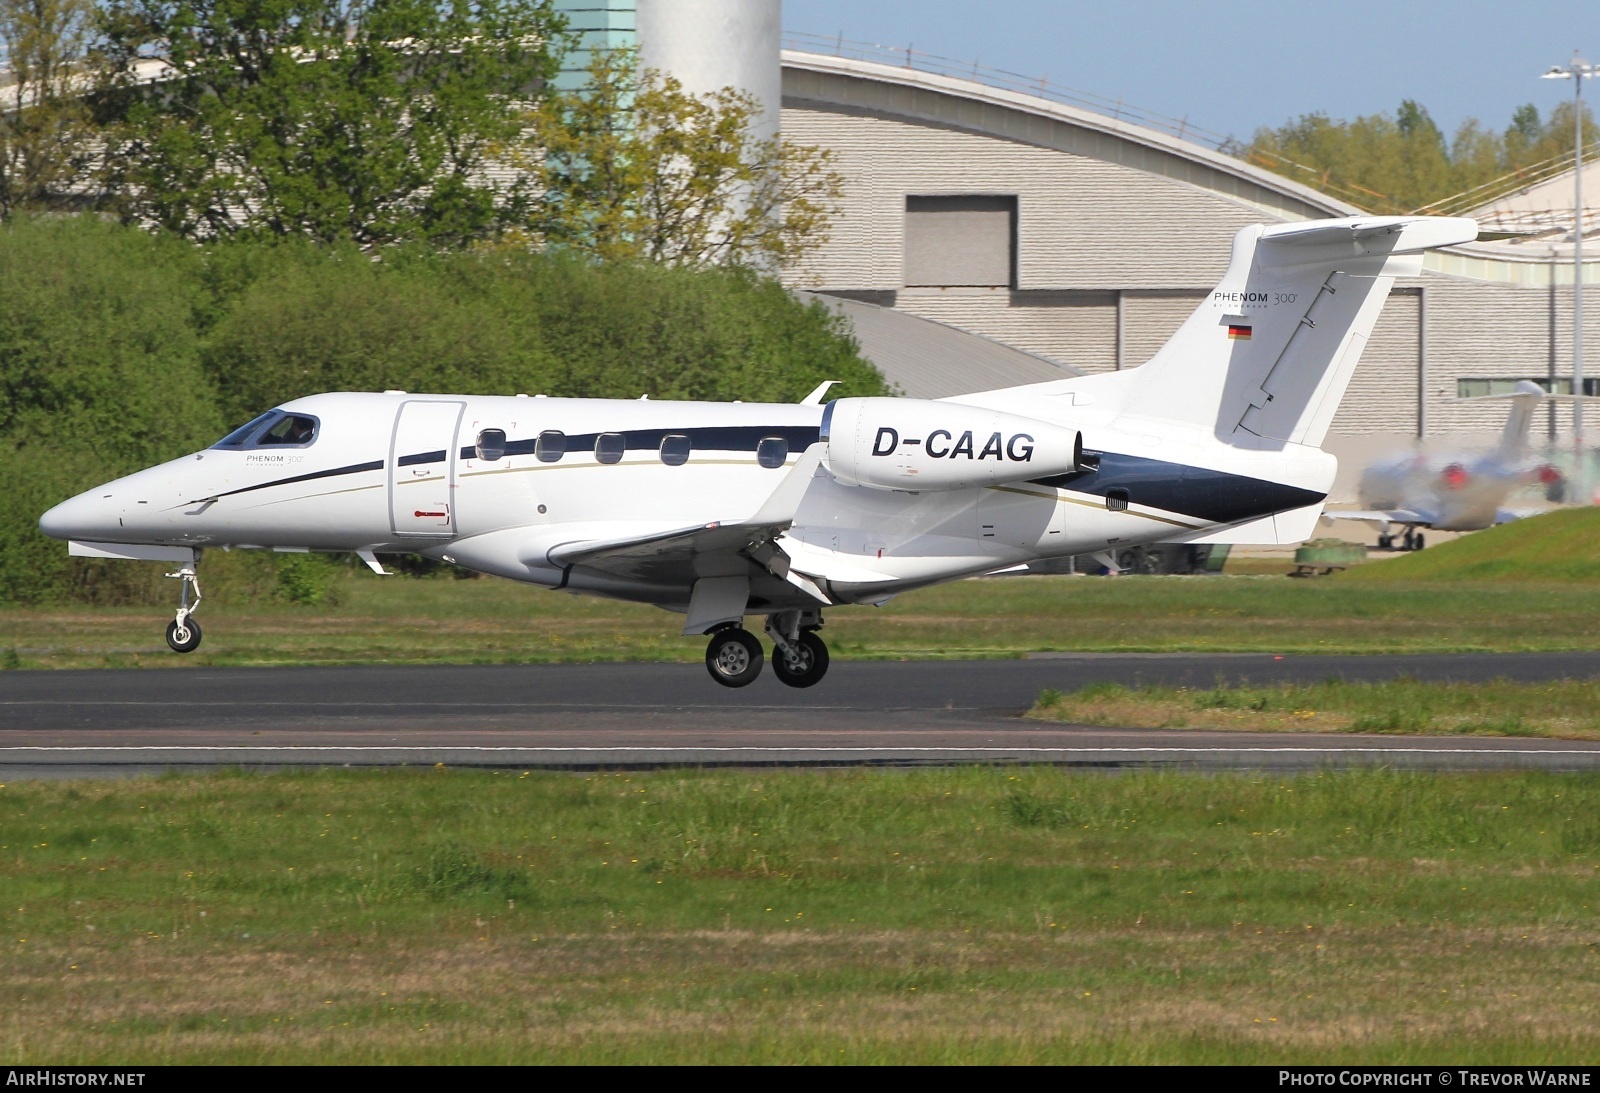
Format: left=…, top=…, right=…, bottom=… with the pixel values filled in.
left=821, top=397, right=1086, bottom=491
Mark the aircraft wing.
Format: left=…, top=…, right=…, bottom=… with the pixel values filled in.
left=1323, top=509, right=1431, bottom=529
left=542, top=444, right=828, bottom=595
left=1496, top=507, right=1550, bottom=524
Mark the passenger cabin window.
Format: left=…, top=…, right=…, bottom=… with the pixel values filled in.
left=256, top=414, right=318, bottom=446
left=595, top=433, right=626, bottom=465
left=535, top=430, right=565, bottom=463
left=1106, top=488, right=1130, bottom=512
left=660, top=434, right=691, bottom=466
left=756, top=437, right=788, bottom=469
left=476, top=428, right=506, bottom=461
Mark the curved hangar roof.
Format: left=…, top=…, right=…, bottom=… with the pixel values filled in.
left=780, top=49, right=1357, bottom=225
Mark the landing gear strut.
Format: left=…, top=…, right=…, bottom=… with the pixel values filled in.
left=765, top=610, right=829, bottom=689
left=164, top=559, right=203, bottom=653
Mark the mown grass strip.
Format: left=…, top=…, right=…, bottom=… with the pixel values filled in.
left=1028, top=678, right=1600, bottom=738
left=4, top=768, right=1600, bottom=1063
left=8, top=567, right=1600, bottom=669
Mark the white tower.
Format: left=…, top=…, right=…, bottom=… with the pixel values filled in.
left=636, top=0, right=782, bottom=143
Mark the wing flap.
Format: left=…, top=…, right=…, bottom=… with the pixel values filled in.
left=544, top=444, right=828, bottom=588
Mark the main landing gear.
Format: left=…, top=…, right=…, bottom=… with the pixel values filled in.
left=164, top=560, right=203, bottom=653
left=704, top=610, right=828, bottom=689
left=1377, top=528, right=1426, bottom=552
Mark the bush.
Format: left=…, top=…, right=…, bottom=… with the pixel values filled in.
left=0, top=218, right=222, bottom=603
left=7, top=217, right=885, bottom=605
left=273, top=553, right=344, bottom=607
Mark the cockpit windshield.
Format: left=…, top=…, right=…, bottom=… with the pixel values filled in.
left=211, top=411, right=319, bottom=450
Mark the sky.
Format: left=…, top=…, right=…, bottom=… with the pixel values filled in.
left=781, top=0, right=1600, bottom=145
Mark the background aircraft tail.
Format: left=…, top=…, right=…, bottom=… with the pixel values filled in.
left=1123, top=216, right=1478, bottom=449
left=1489, top=381, right=1548, bottom=459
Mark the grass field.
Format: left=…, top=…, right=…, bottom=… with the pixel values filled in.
left=1030, top=679, right=1600, bottom=739
left=4, top=767, right=1598, bottom=1064
left=9, top=505, right=1600, bottom=665
left=9, top=508, right=1600, bottom=670
left=7, top=566, right=1600, bottom=670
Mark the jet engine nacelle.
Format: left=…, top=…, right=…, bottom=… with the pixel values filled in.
left=821, top=397, right=1084, bottom=492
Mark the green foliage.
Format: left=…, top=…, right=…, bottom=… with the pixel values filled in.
left=1238, top=99, right=1600, bottom=213
left=92, top=0, right=563, bottom=247
left=200, top=242, right=883, bottom=424
left=273, top=552, right=343, bottom=606
left=0, top=0, right=98, bottom=217
left=0, top=215, right=221, bottom=603
left=514, top=49, right=842, bottom=269
left=6, top=216, right=882, bottom=604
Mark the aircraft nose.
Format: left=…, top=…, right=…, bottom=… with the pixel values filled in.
left=38, top=490, right=114, bottom=542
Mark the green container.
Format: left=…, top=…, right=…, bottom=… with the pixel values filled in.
left=1290, top=538, right=1367, bottom=576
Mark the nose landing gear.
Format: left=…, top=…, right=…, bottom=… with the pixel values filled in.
left=164, top=561, right=203, bottom=653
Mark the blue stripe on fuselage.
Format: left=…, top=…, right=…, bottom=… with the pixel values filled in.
left=1031, top=451, right=1325, bottom=525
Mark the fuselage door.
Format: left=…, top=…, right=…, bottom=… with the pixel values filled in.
left=389, top=400, right=466, bottom=537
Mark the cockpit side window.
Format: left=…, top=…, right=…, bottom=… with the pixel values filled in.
left=212, top=412, right=278, bottom=449
left=256, top=414, right=318, bottom=447
left=211, top=411, right=319, bottom=450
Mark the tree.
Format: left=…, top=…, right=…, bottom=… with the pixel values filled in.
left=0, top=0, right=98, bottom=218
left=514, top=49, right=842, bottom=268
left=92, top=0, right=564, bottom=248
left=1238, top=99, right=1600, bottom=214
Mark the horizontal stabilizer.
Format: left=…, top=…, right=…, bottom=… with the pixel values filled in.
left=1324, top=509, right=1430, bottom=529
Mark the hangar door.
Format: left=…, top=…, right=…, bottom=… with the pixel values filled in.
left=389, top=400, right=465, bottom=537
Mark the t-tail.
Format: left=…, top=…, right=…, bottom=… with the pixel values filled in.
left=1490, top=381, right=1549, bottom=460
left=1125, top=216, right=1479, bottom=448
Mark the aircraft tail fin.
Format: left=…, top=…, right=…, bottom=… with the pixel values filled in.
left=1123, top=216, right=1478, bottom=449
left=1488, top=380, right=1548, bottom=458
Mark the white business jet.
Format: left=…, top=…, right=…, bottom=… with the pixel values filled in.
left=39, top=215, right=1478, bottom=687
left=1327, top=380, right=1593, bottom=550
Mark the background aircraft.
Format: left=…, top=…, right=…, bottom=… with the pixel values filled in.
left=39, top=215, right=1478, bottom=687
left=1326, top=381, right=1595, bottom=550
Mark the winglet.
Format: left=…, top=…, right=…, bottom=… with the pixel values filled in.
left=800, top=381, right=838, bottom=406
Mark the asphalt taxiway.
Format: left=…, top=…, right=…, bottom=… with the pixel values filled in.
left=5, top=653, right=1600, bottom=777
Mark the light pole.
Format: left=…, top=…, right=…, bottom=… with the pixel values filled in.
left=1544, top=54, right=1597, bottom=493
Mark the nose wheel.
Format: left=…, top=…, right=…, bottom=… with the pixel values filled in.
left=163, top=562, right=204, bottom=653
left=166, top=617, right=202, bottom=653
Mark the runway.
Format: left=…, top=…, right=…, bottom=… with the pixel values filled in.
left=5, top=653, right=1600, bottom=777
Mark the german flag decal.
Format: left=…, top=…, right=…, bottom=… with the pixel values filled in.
left=1227, top=324, right=1252, bottom=340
